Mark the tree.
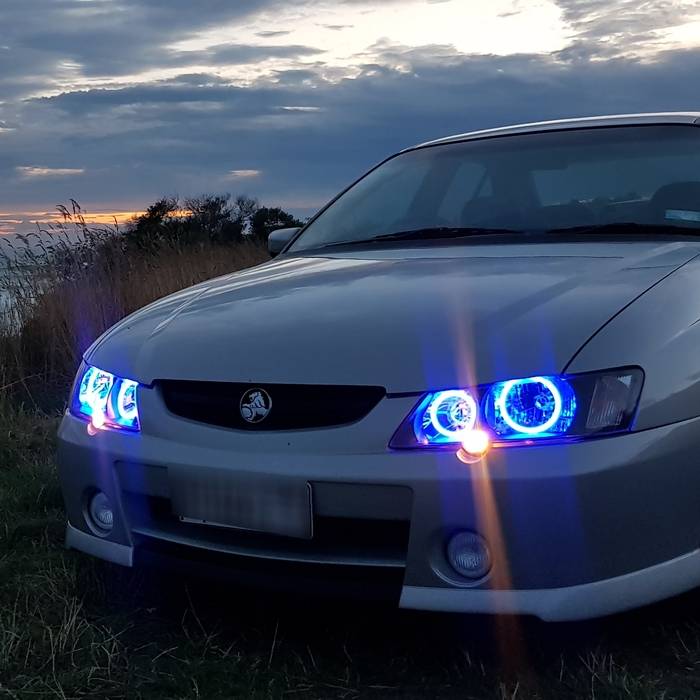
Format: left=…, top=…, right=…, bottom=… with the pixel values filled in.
left=125, top=194, right=298, bottom=249
left=127, top=196, right=181, bottom=250
left=184, top=194, right=240, bottom=243
left=231, top=196, right=260, bottom=238
left=250, top=207, right=303, bottom=244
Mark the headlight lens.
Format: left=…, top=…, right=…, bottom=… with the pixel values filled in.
left=483, top=376, right=577, bottom=438
left=414, top=389, right=478, bottom=445
left=391, top=368, right=643, bottom=449
left=71, top=363, right=141, bottom=432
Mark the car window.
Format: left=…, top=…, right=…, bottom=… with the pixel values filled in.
left=290, top=125, right=700, bottom=251
left=533, top=154, right=700, bottom=208
left=437, top=162, right=491, bottom=223
left=331, top=157, right=434, bottom=241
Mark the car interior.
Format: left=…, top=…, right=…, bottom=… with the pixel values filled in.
left=458, top=180, right=700, bottom=231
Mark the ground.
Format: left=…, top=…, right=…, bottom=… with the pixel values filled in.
left=1, top=411, right=700, bottom=699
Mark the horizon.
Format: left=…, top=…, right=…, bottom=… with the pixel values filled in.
left=1, top=0, right=700, bottom=235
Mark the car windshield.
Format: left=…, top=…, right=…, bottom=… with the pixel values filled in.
left=289, top=124, right=700, bottom=252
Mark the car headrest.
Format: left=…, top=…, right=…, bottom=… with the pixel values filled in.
left=649, top=182, right=700, bottom=226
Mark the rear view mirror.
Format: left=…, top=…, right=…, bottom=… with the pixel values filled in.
left=268, top=228, right=300, bottom=257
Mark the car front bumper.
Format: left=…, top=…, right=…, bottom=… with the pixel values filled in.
left=57, top=389, right=700, bottom=621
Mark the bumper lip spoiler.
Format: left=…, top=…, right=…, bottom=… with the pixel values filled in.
left=66, top=518, right=700, bottom=622
left=401, top=547, right=700, bottom=621
left=66, top=522, right=134, bottom=567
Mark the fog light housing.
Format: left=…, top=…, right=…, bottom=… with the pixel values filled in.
left=87, top=491, right=114, bottom=536
left=447, top=531, right=491, bottom=580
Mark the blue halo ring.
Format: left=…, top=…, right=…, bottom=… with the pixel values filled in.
left=115, top=379, right=139, bottom=423
left=428, top=389, right=478, bottom=439
left=495, top=376, right=562, bottom=435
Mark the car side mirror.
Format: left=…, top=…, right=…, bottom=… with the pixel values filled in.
left=267, top=228, right=300, bottom=257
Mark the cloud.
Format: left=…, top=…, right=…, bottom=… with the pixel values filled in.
left=16, top=166, right=85, bottom=178
left=256, top=30, right=293, bottom=38
left=556, top=0, right=700, bottom=58
left=278, top=105, right=323, bottom=112
left=4, top=42, right=699, bottom=220
left=226, top=170, right=262, bottom=179
left=203, top=42, right=323, bottom=64
left=0, top=0, right=295, bottom=98
left=1, top=0, right=699, bottom=234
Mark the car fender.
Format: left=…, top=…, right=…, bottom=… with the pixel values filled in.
left=566, top=253, right=700, bottom=430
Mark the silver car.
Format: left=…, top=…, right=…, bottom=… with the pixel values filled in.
left=58, top=113, right=700, bottom=621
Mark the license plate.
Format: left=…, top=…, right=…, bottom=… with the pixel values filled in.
left=169, top=467, right=313, bottom=539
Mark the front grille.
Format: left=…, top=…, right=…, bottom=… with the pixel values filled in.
left=158, top=380, right=385, bottom=430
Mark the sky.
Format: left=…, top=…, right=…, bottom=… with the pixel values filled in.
left=1, top=0, right=699, bottom=234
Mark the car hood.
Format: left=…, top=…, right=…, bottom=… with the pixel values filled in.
left=88, top=240, right=699, bottom=393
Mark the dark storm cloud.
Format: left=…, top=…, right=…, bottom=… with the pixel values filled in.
left=0, top=0, right=297, bottom=87
left=32, top=80, right=302, bottom=116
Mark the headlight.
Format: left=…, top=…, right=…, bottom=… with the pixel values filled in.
left=483, top=376, right=576, bottom=439
left=390, top=368, right=643, bottom=449
left=70, top=363, right=141, bottom=432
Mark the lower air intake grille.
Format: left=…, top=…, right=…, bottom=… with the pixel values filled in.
left=158, top=380, right=386, bottom=430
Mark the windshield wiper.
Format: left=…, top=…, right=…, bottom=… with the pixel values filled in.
left=321, top=226, right=523, bottom=248
left=318, top=222, right=700, bottom=250
left=546, top=222, right=700, bottom=236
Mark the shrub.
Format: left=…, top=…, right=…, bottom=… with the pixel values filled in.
left=125, top=194, right=302, bottom=249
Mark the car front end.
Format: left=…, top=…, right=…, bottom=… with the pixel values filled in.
left=58, top=114, right=700, bottom=620
left=57, top=355, right=700, bottom=620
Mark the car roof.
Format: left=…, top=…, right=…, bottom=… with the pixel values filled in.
left=410, top=113, right=700, bottom=150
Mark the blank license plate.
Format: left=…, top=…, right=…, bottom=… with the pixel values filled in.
left=169, top=467, right=313, bottom=540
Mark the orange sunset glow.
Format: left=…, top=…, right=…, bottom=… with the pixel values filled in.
left=0, top=210, right=146, bottom=236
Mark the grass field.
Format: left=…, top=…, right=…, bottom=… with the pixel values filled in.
left=2, top=219, right=700, bottom=698
left=2, top=407, right=700, bottom=699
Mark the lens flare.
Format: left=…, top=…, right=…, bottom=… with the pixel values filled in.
left=91, top=410, right=106, bottom=430
left=461, top=429, right=491, bottom=455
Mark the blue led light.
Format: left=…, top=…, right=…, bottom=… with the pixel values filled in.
left=114, top=379, right=139, bottom=424
left=484, top=376, right=576, bottom=439
left=390, top=369, right=642, bottom=450
left=498, top=376, right=562, bottom=434
left=414, top=389, right=478, bottom=445
left=72, top=364, right=141, bottom=431
left=79, top=366, right=113, bottom=409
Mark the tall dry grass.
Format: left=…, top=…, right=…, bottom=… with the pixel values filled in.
left=0, top=204, right=268, bottom=409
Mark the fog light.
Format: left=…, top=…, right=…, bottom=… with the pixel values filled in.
left=88, top=491, right=114, bottom=535
left=447, top=531, right=491, bottom=580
